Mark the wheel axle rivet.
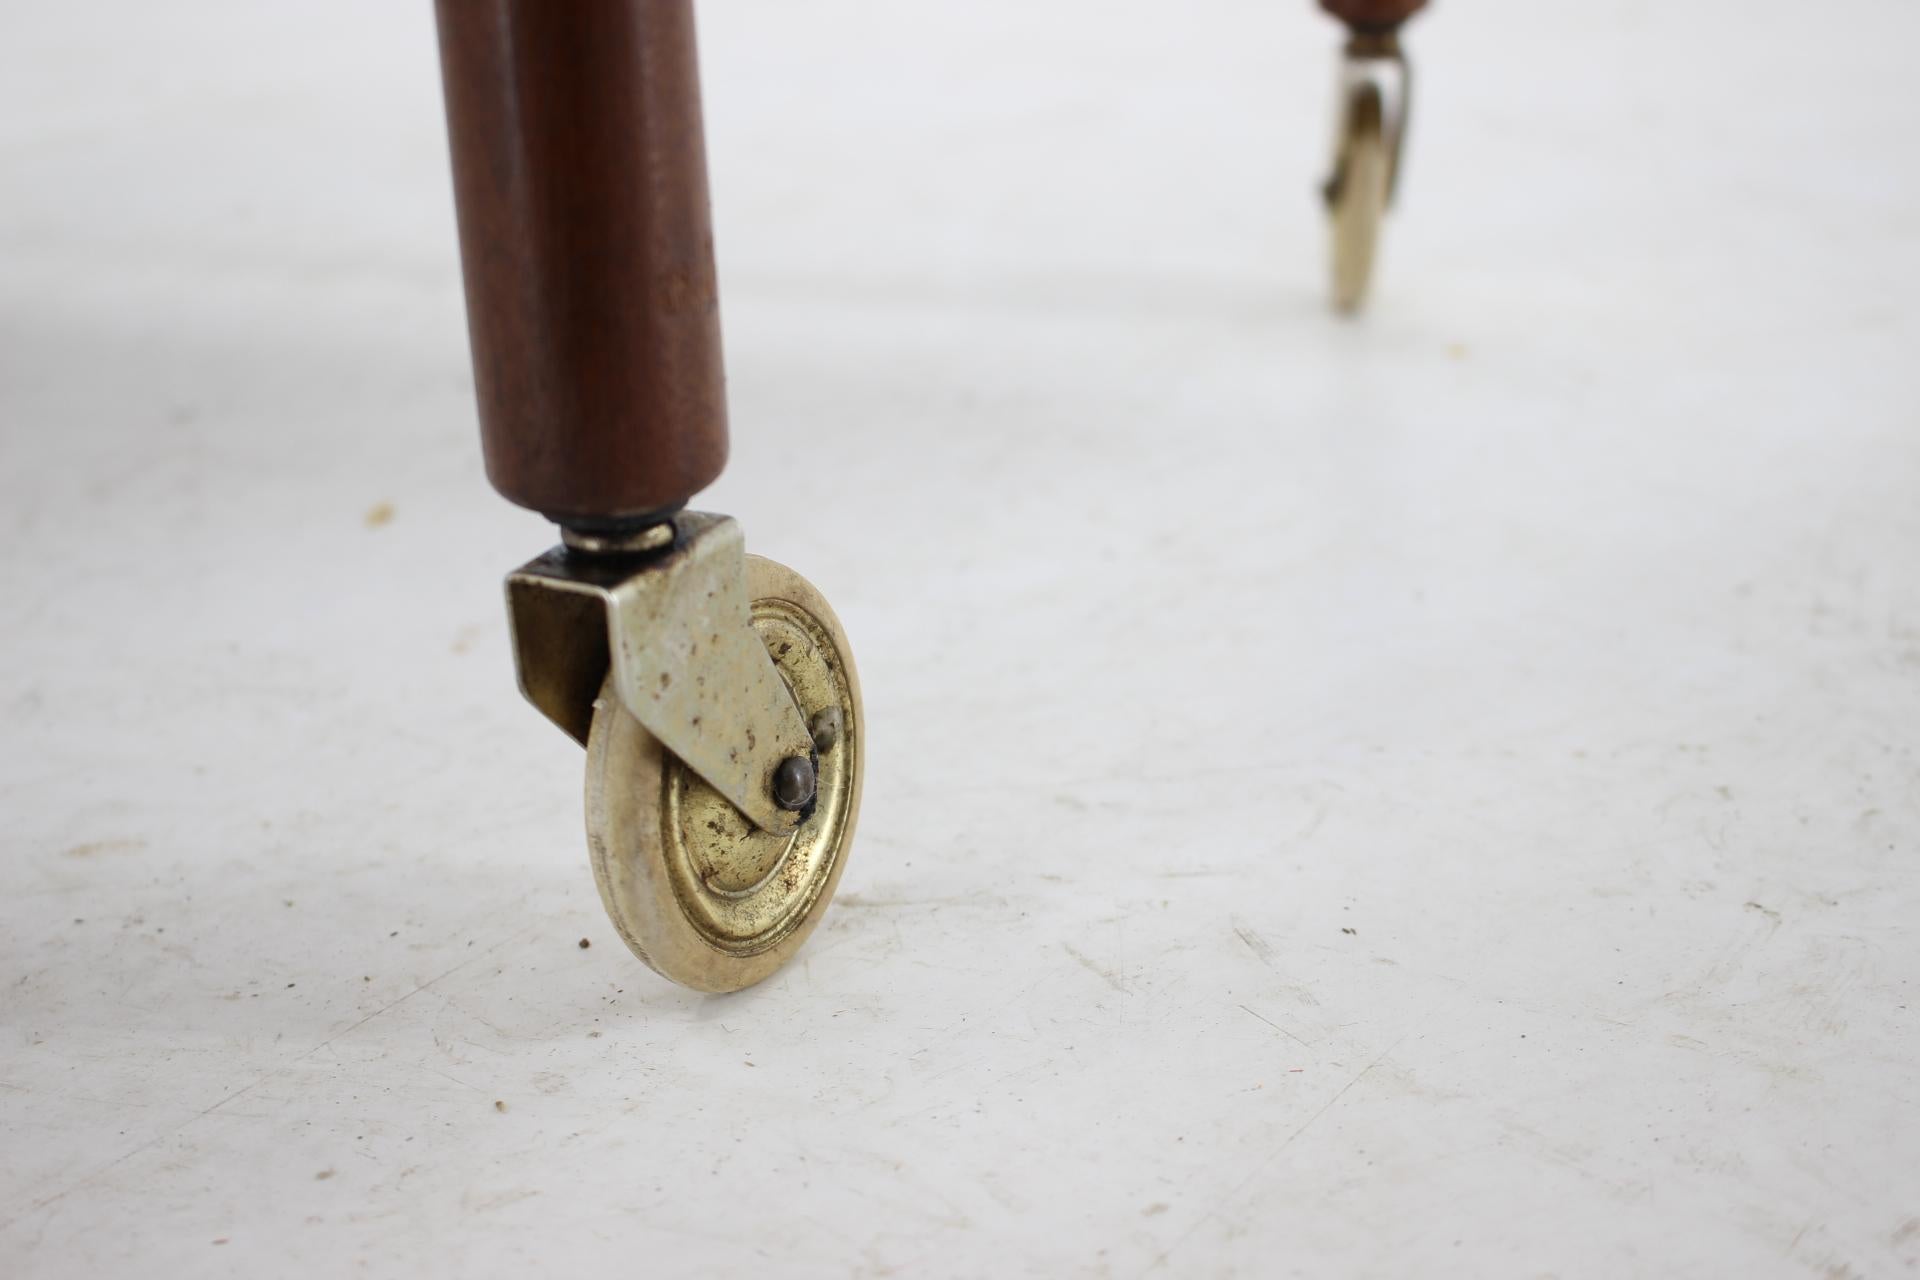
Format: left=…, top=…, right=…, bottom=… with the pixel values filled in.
left=772, top=755, right=816, bottom=811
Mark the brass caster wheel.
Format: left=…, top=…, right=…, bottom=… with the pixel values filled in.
left=505, top=514, right=864, bottom=992
left=1322, top=29, right=1410, bottom=315
left=583, top=555, right=862, bottom=992
left=1328, top=81, right=1390, bottom=313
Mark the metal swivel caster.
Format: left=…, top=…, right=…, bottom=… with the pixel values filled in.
left=435, top=1, right=863, bottom=989
left=1318, top=0, right=1426, bottom=313
left=506, top=520, right=863, bottom=991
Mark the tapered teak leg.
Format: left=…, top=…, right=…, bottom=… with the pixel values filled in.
left=435, top=0, right=727, bottom=530
left=433, top=1, right=864, bottom=993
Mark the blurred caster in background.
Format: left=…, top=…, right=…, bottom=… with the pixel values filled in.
left=1318, top=0, right=1427, bottom=313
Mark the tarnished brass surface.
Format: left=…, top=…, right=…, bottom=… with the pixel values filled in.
left=583, top=555, right=863, bottom=992
left=505, top=513, right=813, bottom=837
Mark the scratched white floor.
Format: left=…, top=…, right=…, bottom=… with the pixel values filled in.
left=3, top=1, right=1917, bottom=1276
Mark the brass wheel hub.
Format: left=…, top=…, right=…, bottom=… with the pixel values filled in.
left=664, top=596, right=856, bottom=956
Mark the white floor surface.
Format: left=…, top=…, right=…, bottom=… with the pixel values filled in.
left=3, top=2, right=1917, bottom=1275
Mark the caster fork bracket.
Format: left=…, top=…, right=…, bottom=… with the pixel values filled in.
left=504, top=513, right=814, bottom=837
